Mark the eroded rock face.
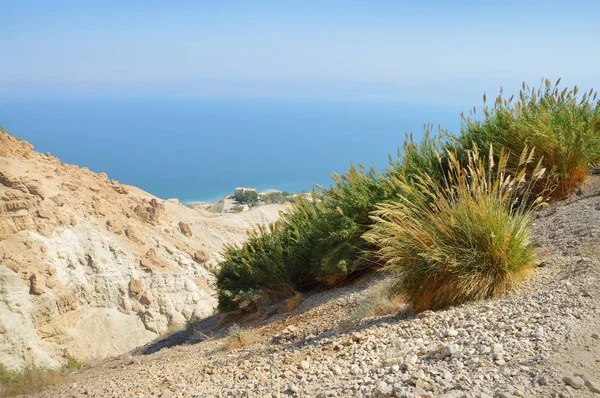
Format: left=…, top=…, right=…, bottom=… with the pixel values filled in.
left=0, top=132, right=287, bottom=370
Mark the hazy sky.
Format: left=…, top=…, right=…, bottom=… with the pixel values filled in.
left=2, top=1, right=599, bottom=104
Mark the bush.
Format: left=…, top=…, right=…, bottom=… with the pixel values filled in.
left=216, top=79, right=598, bottom=314
left=235, top=190, right=259, bottom=206
left=459, top=78, right=600, bottom=199
left=365, top=145, right=545, bottom=313
left=216, top=130, right=449, bottom=311
left=217, top=196, right=323, bottom=311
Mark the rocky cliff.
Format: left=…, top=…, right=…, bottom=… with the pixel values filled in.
left=0, top=132, right=285, bottom=369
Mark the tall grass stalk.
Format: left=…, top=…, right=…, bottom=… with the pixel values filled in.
left=460, top=78, right=600, bottom=198
left=365, top=145, right=546, bottom=312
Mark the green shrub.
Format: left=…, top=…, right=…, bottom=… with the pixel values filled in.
left=216, top=130, right=449, bottom=311
left=459, top=78, right=600, bottom=199
left=217, top=196, right=323, bottom=311
left=365, top=145, right=545, bottom=313
left=235, top=190, right=259, bottom=206
left=216, top=79, right=599, bottom=313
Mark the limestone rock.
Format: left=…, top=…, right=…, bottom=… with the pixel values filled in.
left=563, top=375, right=585, bottom=389
left=192, top=249, right=210, bottom=263
left=129, top=280, right=144, bottom=296
left=299, top=360, right=310, bottom=370
left=133, top=199, right=164, bottom=224
left=442, top=344, right=460, bottom=358
left=0, top=132, right=285, bottom=370
left=29, top=273, right=45, bottom=295
left=140, top=292, right=154, bottom=306
left=586, top=379, right=600, bottom=393
left=36, top=209, right=51, bottom=219
left=179, top=221, right=193, bottom=237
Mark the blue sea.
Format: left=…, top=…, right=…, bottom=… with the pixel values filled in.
left=0, top=96, right=462, bottom=203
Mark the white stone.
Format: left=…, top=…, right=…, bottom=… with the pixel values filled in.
left=586, top=379, right=600, bottom=393
left=442, top=344, right=460, bottom=358
left=562, top=375, right=585, bottom=389
left=445, top=328, right=459, bottom=337
left=300, top=360, right=310, bottom=370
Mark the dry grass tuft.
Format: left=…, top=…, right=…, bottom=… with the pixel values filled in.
left=373, top=294, right=405, bottom=316
left=365, top=145, right=545, bottom=313
left=224, top=324, right=259, bottom=351
left=0, top=365, right=70, bottom=397
left=284, top=291, right=303, bottom=313
left=340, top=281, right=405, bottom=328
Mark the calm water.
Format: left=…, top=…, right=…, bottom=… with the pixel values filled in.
left=0, top=96, right=462, bottom=202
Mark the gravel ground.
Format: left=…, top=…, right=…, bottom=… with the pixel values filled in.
left=31, top=177, right=600, bottom=398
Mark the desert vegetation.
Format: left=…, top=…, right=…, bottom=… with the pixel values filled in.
left=216, top=78, right=599, bottom=313
left=0, top=358, right=84, bottom=397
left=365, top=146, right=545, bottom=312
left=224, top=324, right=259, bottom=351
left=459, top=79, right=600, bottom=199
left=260, top=191, right=295, bottom=204
left=234, top=190, right=259, bottom=207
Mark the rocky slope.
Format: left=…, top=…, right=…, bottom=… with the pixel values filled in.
left=30, top=176, right=600, bottom=397
left=0, top=132, right=286, bottom=370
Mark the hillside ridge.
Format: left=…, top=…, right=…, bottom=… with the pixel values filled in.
left=29, top=176, right=600, bottom=397
left=0, top=132, right=285, bottom=369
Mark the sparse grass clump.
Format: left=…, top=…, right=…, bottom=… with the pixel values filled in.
left=460, top=78, right=600, bottom=199
left=365, top=146, right=545, bottom=312
left=63, top=356, right=85, bottom=370
left=0, top=363, right=72, bottom=397
left=341, top=280, right=405, bottom=328
left=224, top=324, right=259, bottom=351
left=284, top=291, right=303, bottom=313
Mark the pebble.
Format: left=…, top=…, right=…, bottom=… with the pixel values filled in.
left=442, top=344, right=460, bottom=358
left=562, top=375, right=585, bottom=389
left=586, top=379, right=600, bottom=393
left=445, top=328, right=459, bottom=337
left=406, top=354, right=418, bottom=365
left=300, top=360, right=310, bottom=370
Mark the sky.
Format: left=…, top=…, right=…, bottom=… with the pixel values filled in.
left=1, top=1, right=599, bottom=105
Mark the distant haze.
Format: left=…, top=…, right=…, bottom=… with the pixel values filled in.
left=1, top=1, right=599, bottom=105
